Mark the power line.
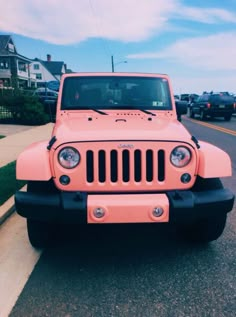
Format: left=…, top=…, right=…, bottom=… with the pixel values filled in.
left=88, top=0, right=113, bottom=58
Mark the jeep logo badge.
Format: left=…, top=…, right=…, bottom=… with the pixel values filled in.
left=118, top=144, right=134, bottom=149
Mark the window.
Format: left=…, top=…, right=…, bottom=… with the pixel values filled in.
left=34, top=64, right=40, bottom=70
left=210, top=94, right=234, bottom=103
left=8, top=43, right=15, bottom=52
left=36, top=73, right=42, bottom=80
left=201, top=95, right=209, bottom=102
left=0, top=60, right=9, bottom=69
left=18, top=62, right=26, bottom=72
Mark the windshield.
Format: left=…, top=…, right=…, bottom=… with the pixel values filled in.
left=61, top=76, right=172, bottom=110
left=210, top=94, right=234, bottom=103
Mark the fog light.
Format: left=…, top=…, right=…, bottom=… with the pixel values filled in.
left=93, top=207, right=105, bottom=218
left=152, top=207, right=164, bottom=217
left=59, top=175, right=70, bottom=185
left=181, top=173, right=191, bottom=184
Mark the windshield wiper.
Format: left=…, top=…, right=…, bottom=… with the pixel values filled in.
left=139, top=109, right=156, bottom=116
left=89, top=108, right=108, bottom=115
left=101, top=105, right=156, bottom=116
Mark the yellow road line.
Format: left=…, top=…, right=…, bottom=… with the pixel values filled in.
left=185, top=117, right=236, bottom=136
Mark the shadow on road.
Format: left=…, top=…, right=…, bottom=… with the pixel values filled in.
left=11, top=222, right=234, bottom=317
left=43, top=223, right=212, bottom=266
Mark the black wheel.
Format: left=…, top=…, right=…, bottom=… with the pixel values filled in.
left=181, top=177, right=227, bottom=243
left=224, top=114, right=232, bottom=121
left=182, top=214, right=227, bottom=243
left=188, top=107, right=195, bottom=118
left=27, top=219, right=53, bottom=248
left=200, top=109, right=206, bottom=120
left=26, top=180, right=57, bottom=248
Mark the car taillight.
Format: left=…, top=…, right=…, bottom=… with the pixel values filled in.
left=207, top=103, right=211, bottom=108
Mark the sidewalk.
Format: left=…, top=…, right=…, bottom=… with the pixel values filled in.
left=0, top=123, right=54, bottom=168
left=0, top=123, right=54, bottom=224
left=0, top=124, right=35, bottom=137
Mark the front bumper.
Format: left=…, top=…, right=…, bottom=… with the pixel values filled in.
left=15, top=188, right=235, bottom=224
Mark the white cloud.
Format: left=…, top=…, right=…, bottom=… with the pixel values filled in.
left=0, top=0, right=235, bottom=45
left=127, top=32, right=236, bottom=71
left=0, top=0, right=176, bottom=44
left=175, top=6, right=236, bottom=24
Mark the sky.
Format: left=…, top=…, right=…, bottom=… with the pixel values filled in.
left=0, top=0, right=236, bottom=94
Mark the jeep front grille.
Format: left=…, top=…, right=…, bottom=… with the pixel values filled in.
left=54, top=141, right=197, bottom=191
left=86, top=149, right=165, bottom=184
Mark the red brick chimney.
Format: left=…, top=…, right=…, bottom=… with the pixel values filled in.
left=47, top=54, right=51, bottom=61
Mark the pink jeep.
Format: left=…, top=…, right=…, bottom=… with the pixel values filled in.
left=15, top=73, right=235, bottom=247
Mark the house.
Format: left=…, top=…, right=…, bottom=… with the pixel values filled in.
left=31, top=54, right=69, bottom=88
left=0, top=35, right=36, bottom=88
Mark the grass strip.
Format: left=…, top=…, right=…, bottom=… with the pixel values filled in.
left=0, top=161, right=26, bottom=206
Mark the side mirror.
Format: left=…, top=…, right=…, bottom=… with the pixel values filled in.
left=175, top=100, right=188, bottom=121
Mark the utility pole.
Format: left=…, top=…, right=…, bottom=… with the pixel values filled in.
left=111, top=55, right=114, bottom=72
left=111, top=55, right=127, bottom=72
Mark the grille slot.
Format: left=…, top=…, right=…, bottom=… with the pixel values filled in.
left=86, top=148, right=166, bottom=184
left=146, top=150, right=153, bottom=182
left=98, top=150, right=106, bottom=182
left=158, top=150, right=165, bottom=181
left=122, top=150, right=130, bottom=182
left=110, top=150, right=118, bottom=182
left=134, top=150, right=141, bottom=182
left=86, top=150, right=94, bottom=183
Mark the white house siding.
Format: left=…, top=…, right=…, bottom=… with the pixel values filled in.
left=30, top=61, right=57, bottom=86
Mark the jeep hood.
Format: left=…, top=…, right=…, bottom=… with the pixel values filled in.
left=52, top=112, right=192, bottom=145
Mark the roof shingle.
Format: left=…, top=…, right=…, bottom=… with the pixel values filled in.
left=42, top=61, right=64, bottom=76
left=0, top=35, right=11, bottom=54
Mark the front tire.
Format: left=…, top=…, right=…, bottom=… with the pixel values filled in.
left=181, top=177, right=227, bottom=243
left=188, top=106, right=195, bottom=118
left=26, top=180, right=57, bottom=248
left=27, top=219, right=53, bottom=248
left=224, top=114, right=232, bottom=121
left=200, top=109, right=207, bottom=120
left=183, top=214, right=227, bottom=243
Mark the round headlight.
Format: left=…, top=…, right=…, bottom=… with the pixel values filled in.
left=58, top=147, right=80, bottom=169
left=170, top=146, right=191, bottom=167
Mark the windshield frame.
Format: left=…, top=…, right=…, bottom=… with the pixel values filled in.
left=61, top=76, right=173, bottom=111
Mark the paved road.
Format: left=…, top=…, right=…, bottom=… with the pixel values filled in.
left=3, top=116, right=236, bottom=317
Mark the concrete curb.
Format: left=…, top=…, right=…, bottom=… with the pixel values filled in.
left=0, top=185, right=27, bottom=225
left=0, top=195, right=15, bottom=225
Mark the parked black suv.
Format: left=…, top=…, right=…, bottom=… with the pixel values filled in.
left=33, top=88, right=58, bottom=115
left=188, top=92, right=235, bottom=121
left=33, top=88, right=58, bottom=105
